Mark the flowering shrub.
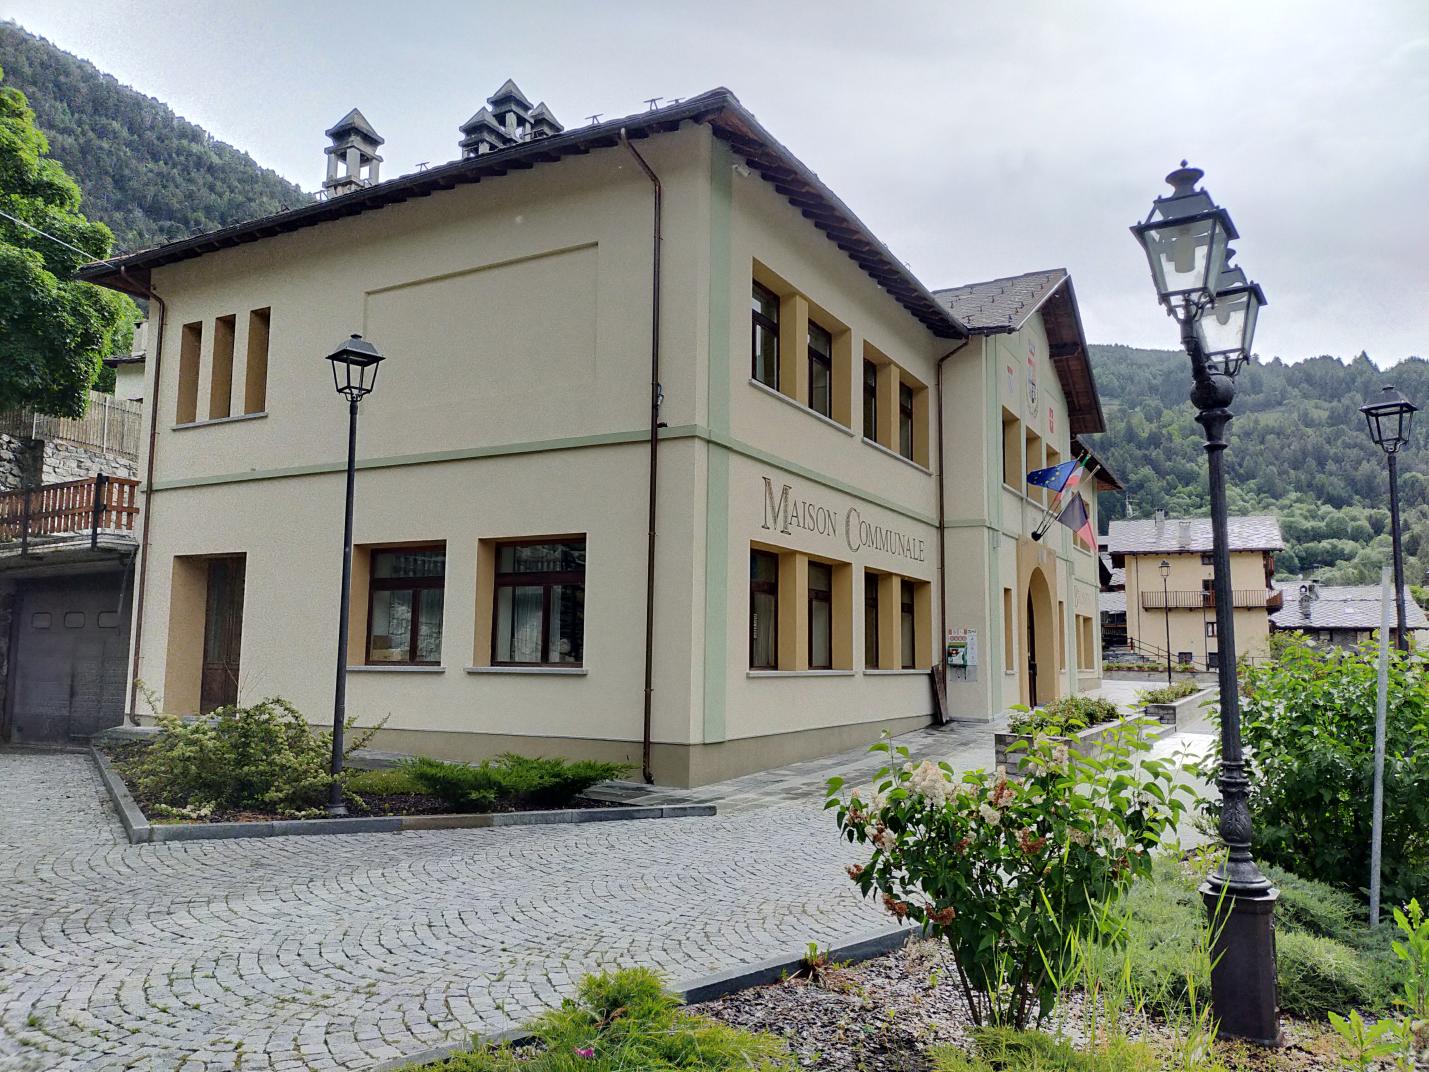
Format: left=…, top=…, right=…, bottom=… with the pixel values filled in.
left=827, top=728, right=1188, bottom=1029
left=1006, top=694, right=1121, bottom=736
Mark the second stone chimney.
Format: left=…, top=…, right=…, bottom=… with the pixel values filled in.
left=323, top=109, right=384, bottom=198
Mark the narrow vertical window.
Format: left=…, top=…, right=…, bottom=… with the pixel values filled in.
left=209, top=314, right=235, bottom=419
left=751, top=282, right=780, bottom=389
left=898, top=382, right=915, bottom=460
left=1003, top=587, right=1015, bottom=671
left=750, top=550, right=779, bottom=669
left=808, top=561, right=833, bottom=670
left=368, top=548, right=445, bottom=665
left=864, top=570, right=879, bottom=668
left=863, top=360, right=878, bottom=440
left=176, top=321, right=202, bottom=424
left=900, top=580, right=916, bottom=669
left=244, top=307, right=271, bottom=414
left=493, top=539, right=586, bottom=666
left=808, top=322, right=833, bottom=417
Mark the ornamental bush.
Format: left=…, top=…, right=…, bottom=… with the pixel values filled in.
left=1007, top=694, right=1122, bottom=737
left=402, top=754, right=628, bottom=812
left=828, top=729, right=1188, bottom=1029
left=1212, top=634, right=1429, bottom=903
left=1135, top=680, right=1199, bottom=706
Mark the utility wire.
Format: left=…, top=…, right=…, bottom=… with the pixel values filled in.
left=0, top=207, right=118, bottom=269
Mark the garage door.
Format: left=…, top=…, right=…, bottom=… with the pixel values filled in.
left=7, top=573, right=130, bottom=743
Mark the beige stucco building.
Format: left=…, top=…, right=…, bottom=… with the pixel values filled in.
left=82, top=86, right=1113, bottom=786
left=1108, top=514, right=1283, bottom=669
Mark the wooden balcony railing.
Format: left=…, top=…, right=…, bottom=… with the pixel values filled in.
left=1141, top=588, right=1281, bottom=611
left=0, top=475, right=140, bottom=552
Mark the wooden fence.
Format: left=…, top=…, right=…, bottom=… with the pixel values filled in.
left=0, top=392, right=143, bottom=460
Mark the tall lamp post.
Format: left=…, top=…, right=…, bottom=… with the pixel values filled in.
left=1159, top=559, right=1173, bottom=684
left=1131, top=163, right=1279, bottom=1046
left=324, top=334, right=385, bottom=817
left=1360, top=386, right=1417, bottom=652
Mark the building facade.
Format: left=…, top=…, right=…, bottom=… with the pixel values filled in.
left=1108, top=514, right=1283, bottom=669
left=82, top=87, right=1109, bottom=785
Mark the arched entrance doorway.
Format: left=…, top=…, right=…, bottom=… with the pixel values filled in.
left=1026, top=591, right=1039, bottom=707
left=1023, top=565, right=1057, bottom=708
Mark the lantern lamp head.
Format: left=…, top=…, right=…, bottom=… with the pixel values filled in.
left=1193, top=252, right=1267, bottom=379
left=1361, top=385, right=1417, bottom=455
left=1159, top=559, right=1170, bottom=579
left=1130, top=162, right=1238, bottom=320
left=326, top=334, right=384, bottom=402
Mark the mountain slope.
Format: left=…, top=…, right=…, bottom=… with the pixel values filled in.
left=0, top=21, right=311, bottom=253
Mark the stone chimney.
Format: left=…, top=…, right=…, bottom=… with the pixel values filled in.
left=459, top=80, right=563, bottom=158
left=1178, top=520, right=1192, bottom=548
left=323, top=109, right=384, bottom=198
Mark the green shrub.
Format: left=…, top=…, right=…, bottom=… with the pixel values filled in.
left=402, top=753, right=628, bottom=812
left=1212, top=635, right=1429, bottom=903
left=1136, top=680, right=1199, bottom=706
left=1277, top=930, right=1382, bottom=1017
left=123, top=698, right=368, bottom=816
left=343, top=766, right=423, bottom=797
left=1007, top=694, right=1122, bottom=737
left=1261, top=863, right=1363, bottom=943
left=404, top=967, right=791, bottom=1071
left=929, top=1028, right=1159, bottom=1071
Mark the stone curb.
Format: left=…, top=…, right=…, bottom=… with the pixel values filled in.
left=89, top=746, right=151, bottom=844
left=368, top=924, right=913, bottom=1071
left=87, top=754, right=717, bottom=845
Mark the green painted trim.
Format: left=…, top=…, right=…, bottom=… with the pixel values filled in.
left=702, top=139, right=734, bottom=744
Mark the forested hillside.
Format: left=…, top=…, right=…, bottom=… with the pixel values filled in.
left=0, top=22, right=311, bottom=253
left=1088, top=344, right=1429, bottom=584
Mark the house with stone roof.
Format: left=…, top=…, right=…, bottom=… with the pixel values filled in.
left=1271, top=579, right=1429, bottom=648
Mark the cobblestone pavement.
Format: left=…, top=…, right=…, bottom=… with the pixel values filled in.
left=0, top=750, right=891, bottom=1072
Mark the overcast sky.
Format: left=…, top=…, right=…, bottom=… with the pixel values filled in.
left=6, top=0, right=1426, bottom=364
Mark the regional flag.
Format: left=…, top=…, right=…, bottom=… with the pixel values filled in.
left=1055, top=493, right=1096, bottom=549
left=1027, top=458, right=1080, bottom=493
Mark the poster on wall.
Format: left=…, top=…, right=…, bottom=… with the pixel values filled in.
left=947, top=627, right=977, bottom=667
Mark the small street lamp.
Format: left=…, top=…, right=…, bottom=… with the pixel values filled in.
left=324, top=333, right=384, bottom=817
left=1131, top=163, right=1280, bottom=1046
left=1361, top=385, right=1418, bottom=651
left=1159, top=559, right=1173, bottom=684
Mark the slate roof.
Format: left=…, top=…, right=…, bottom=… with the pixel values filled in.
left=1100, top=553, right=1125, bottom=589
left=933, top=269, right=1068, bottom=331
left=325, top=108, right=383, bottom=144
left=1106, top=515, right=1284, bottom=555
left=1099, top=590, right=1127, bottom=615
left=1271, top=584, right=1429, bottom=632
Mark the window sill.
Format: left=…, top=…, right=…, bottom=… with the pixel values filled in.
left=747, top=378, right=856, bottom=436
left=466, top=665, right=588, bottom=676
left=348, top=664, right=445, bottom=673
left=173, top=411, right=268, bottom=431
left=863, top=668, right=927, bottom=675
left=860, top=437, right=931, bottom=475
left=746, top=669, right=856, bottom=678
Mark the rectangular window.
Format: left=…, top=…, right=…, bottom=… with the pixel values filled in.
left=863, top=360, right=878, bottom=441
left=1058, top=600, right=1067, bottom=670
left=368, top=548, right=445, bottom=665
left=750, top=550, right=779, bottom=669
left=1206, top=620, right=1218, bottom=637
left=808, top=561, right=833, bottom=669
left=808, top=322, right=833, bottom=417
left=1003, top=587, right=1015, bottom=671
left=898, top=382, right=915, bottom=460
left=864, top=570, right=879, bottom=668
left=493, top=539, right=586, bottom=665
left=176, top=321, right=202, bottom=424
left=209, top=314, right=235, bottom=420
left=901, top=580, right=916, bottom=669
left=1201, top=553, right=1213, bottom=566
left=751, top=282, right=780, bottom=389
left=244, top=307, right=271, bottom=414
left=1001, top=409, right=1020, bottom=488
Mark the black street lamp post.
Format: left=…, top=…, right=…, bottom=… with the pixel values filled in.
left=1159, top=559, right=1173, bottom=684
left=1361, top=386, right=1417, bottom=652
left=324, top=334, right=384, bottom=817
left=1131, top=163, right=1280, bottom=1046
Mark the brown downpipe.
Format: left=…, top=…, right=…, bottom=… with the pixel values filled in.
left=121, top=269, right=165, bottom=722
left=620, top=129, right=662, bottom=784
left=934, top=336, right=973, bottom=724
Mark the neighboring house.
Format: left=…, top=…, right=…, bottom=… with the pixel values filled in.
left=79, top=83, right=1111, bottom=786
left=0, top=374, right=143, bottom=743
left=1098, top=542, right=1127, bottom=651
left=1270, top=580, right=1429, bottom=648
left=1107, top=513, right=1283, bottom=669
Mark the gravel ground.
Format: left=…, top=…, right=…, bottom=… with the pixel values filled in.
left=691, top=940, right=1347, bottom=1071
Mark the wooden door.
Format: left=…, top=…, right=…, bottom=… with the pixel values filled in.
left=1026, top=592, right=1039, bottom=709
left=200, top=557, right=245, bottom=713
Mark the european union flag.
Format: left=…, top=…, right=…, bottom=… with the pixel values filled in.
left=1027, top=459, right=1079, bottom=493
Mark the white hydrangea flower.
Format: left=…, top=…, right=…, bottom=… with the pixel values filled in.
left=978, top=803, right=1002, bottom=825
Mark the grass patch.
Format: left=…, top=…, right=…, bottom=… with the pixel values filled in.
left=930, top=1027, right=1160, bottom=1071
left=403, top=968, right=791, bottom=1070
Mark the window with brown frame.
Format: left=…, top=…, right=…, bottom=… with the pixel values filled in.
left=492, top=539, right=586, bottom=666
left=808, top=561, right=833, bottom=669
left=808, top=322, right=833, bottom=418
left=898, top=382, right=915, bottom=460
left=751, top=282, right=780, bottom=389
left=367, top=548, right=445, bottom=665
left=864, top=570, right=879, bottom=668
left=750, top=550, right=779, bottom=669
left=901, top=579, right=916, bottom=668
left=863, top=359, right=878, bottom=441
